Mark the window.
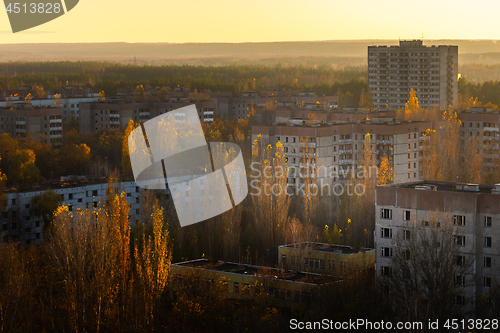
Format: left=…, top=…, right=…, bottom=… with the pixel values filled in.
left=484, top=257, right=492, bottom=268
left=381, top=247, right=392, bottom=257
left=455, top=295, right=465, bottom=305
left=454, top=235, right=465, bottom=246
left=484, top=277, right=492, bottom=288
left=455, top=255, right=465, bottom=266
left=403, top=210, right=411, bottom=221
left=233, top=282, right=239, bottom=293
left=381, top=209, right=392, bottom=219
left=78, top=198, right=82, bottom=203
left=453, top=215, right=465, bottom=226
left=285, top=137, right=288, bottom=143
left=403, top=250, right=411, bottom=260
left=484, top=237, right=492, bottom=248
left=12, top=199, right=16, bottom=205
left=327, top=260, right=335, bottom=271
left=422, top=220, right=429, bottom=227
left=404, top=230, right=411, bottom=240
left=281, top=255, right=286, bottom=266
left=276, top=136, right=280, bottom=142
left=381, top=266, right=391, bottom=276
left=455, top=275, right=465, bottom=286
left=485, top=216, right=492, bottom=227
left=25, top=204, right=30, bottom=209
left=68, top=205, right=73, bottom=211
left=92, top=190, right=98, bottom=196
left=381, top=228, right=392, bottom=238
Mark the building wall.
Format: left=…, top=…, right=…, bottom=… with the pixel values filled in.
left=368, top=40, right=458, bottom=111
left=375, top=183, right=500, bottom=304
left=278, top=244, right=375, bottom=275
left=0, top=107, right=63, bottom=145
left=252, top=120, right=430, bottom=188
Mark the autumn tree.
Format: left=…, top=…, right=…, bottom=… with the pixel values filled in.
left=382, top=213, right=474, bottom=323
left=30, top=190, right=62, bottom=232
left=122, top=119, right=137, bottom=175
left=134, top=85, right=146, bottom=102
left=250, top=135, right=290, bottom=264
left=158, top=87, right=167, bottom=100
left=8, top=149, right=44, bottom=185
left=377, top=154, right=393, bottom=185
left=461, top=137, right=484, bottom=183
left=359, top=88, right=366, bottom=108
left=35, top=85, right=45, bottom=99
left=59, top=143, right=91, bottom=175
left=133, top=205, right=171, bottom=330
left=421, top=108, right=462, bottom=181
left=321, top=224, right=343, bottom=245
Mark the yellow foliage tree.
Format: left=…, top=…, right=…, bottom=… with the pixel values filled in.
left=122, top=120, right=137, bottom=175
left=377, top=154, right=393, bottom=186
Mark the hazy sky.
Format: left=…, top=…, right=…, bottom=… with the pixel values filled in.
left=1, top=0, right=499, bottom=43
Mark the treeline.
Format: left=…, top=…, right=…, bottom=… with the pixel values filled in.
left=0, top=130, right=123, bottom=186
left=0, top=61, right=367, bottom=96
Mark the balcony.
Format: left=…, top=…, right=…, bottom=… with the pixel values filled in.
left=110, top=113, right=120, bottom=118
left=50, top=118, right=62, bottom=123
left=339, top=149, right=353, bottom=155
left=300, top=142, right=316, bottom=148
left=110, top=120, right=120, bottom=126
left=377, top=140, right=393, bottom=145
left=339, top=139, right=352, bottom=144
left=339, top=159, right=353, bottom=165
left=484, top=127, right=499, bottom=132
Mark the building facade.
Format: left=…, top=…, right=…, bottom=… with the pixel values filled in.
left=0, top=105, right=63, bottom=145
left=170, top=259, right=339, bottom=307
left=278, top=242, right=375, bottom=276
left=252, top=118, right=431, bottom=187
left=368, top=40, right=458, bottom=111
left=375, top=181, right=500, bottom=307
left=79, top=100, right=215, bottom=134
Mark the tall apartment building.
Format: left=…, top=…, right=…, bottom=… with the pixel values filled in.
left=79, top=100, right=215, bottom=134
left=0, top=105, right=63, bottom=145
left=375, top=181, right=500, bottom=308
left=457, top=107, right=500, bottom=174
left=368, top=40, right=458, bottom=111
left=252, top=118, right=431, bottom=186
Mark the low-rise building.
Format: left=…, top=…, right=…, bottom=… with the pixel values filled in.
left=171, top=259, right=340, bottom=307
left=278, top=242, right=375, bottom=275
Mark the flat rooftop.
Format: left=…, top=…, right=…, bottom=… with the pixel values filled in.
left=172, top=259, right=340, bottom=285
left=381, top=180, right=500, bottom=195
left=279, top=242, right=374, bottom=254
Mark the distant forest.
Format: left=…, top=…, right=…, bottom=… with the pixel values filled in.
left=3, top=61, right=500, bottom=107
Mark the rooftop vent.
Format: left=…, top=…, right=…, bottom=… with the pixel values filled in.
left=456, top=183, right=479, bottom=192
